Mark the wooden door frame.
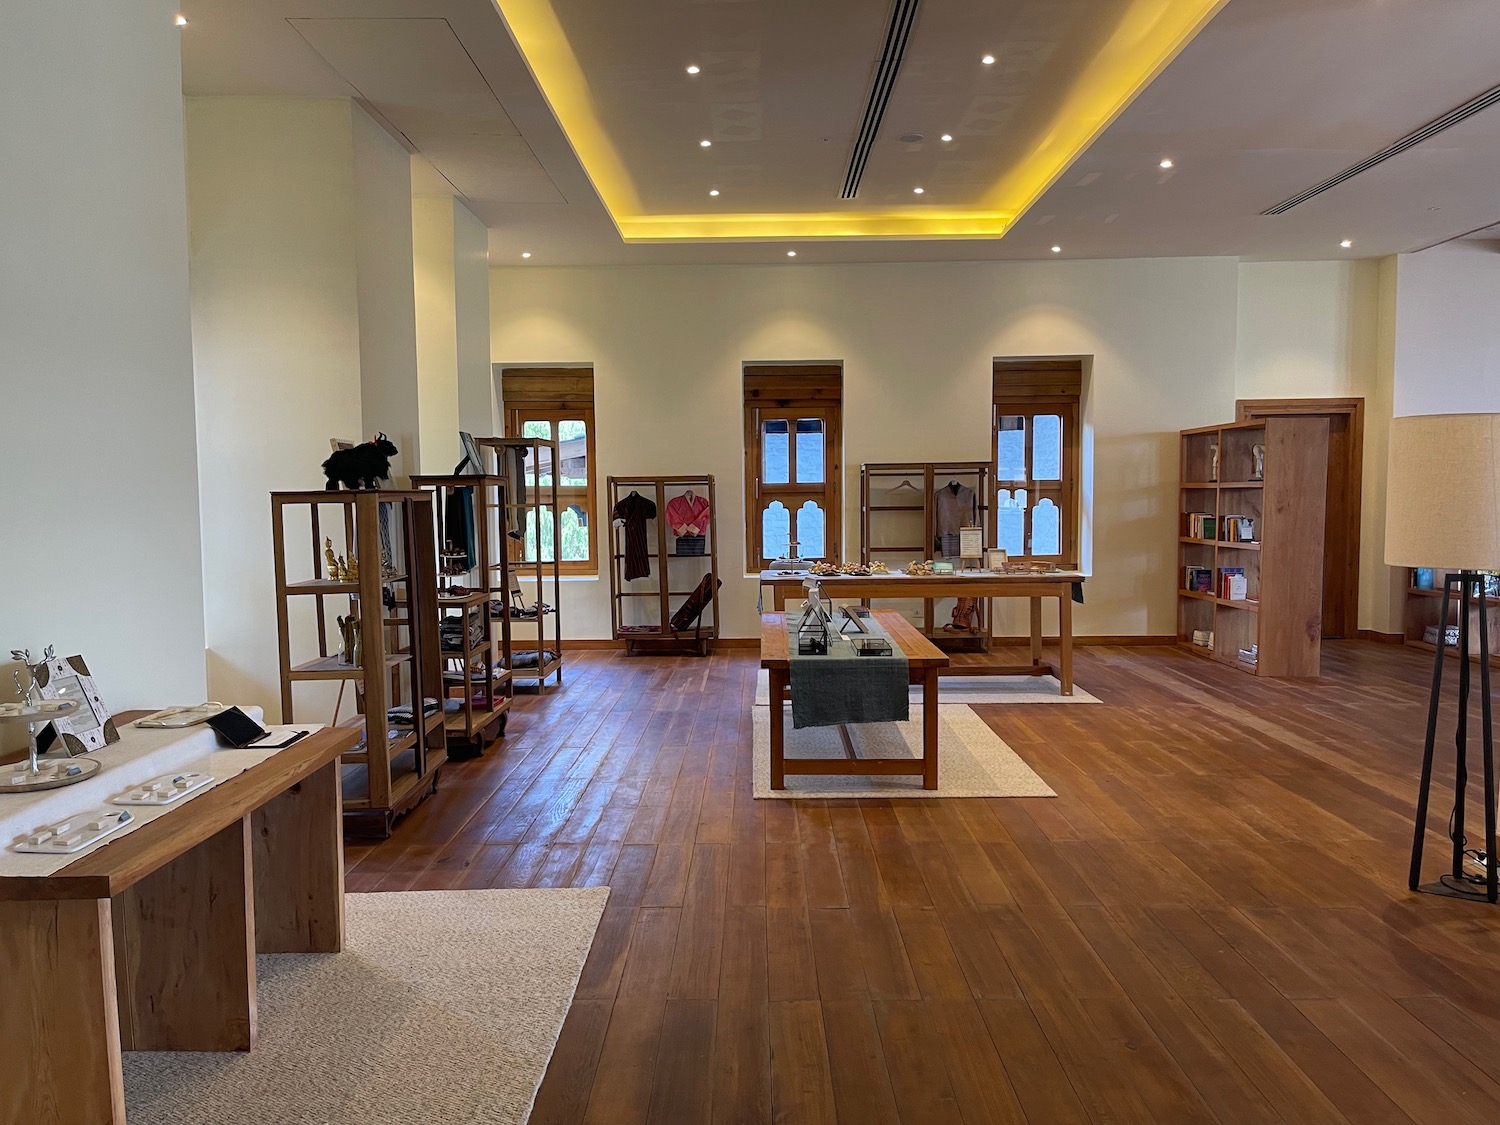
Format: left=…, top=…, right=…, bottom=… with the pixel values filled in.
left=1236, top=397, right=1364, bottom=638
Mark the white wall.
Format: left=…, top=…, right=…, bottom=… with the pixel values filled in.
left=353, top=110, right=420, bottom=482
left=1, top=0, right=206, bottom=713
left=454, top=202, right=499, bottom=438
left=186, top=97, right=367, bottom=714
left=413, top=195, right=461, bottom=474
left=1393, top=242, right=1500, bottom=416
left=1234, top=260, right=1399, bottom=634
left=491, top=258, right=1242, bottom=639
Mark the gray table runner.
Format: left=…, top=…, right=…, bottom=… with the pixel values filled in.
left=785, top=615, right=910, bottom=729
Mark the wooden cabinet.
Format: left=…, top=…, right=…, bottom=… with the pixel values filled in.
left=271, top=490, right=446, bottom=836
left=1176, top=417, right=1330, bottom=677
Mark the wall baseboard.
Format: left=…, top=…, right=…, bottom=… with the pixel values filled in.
left=561, top=635, right=1171, bottom=650
left=1357, top=629, right=1405, bottom=645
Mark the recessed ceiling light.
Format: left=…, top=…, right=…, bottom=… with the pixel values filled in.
left=1340, top=239, right=1353, bottom=249
left=709, top=189, right=720, bottom=197
left=521, top=252, right=532, bottom=259
left=174, top=13, right=188, bottom=25
left=913, top=186, right=925, bottom=195
left=898, top=132, right=924, bottom=144
left=1051, top=245, right=1062, bottom=253
left=1159, top=158, right=1174, bottom=169
left=699, top=139, right=712, bottom=148
left=981, top=54, right=995, bottom=65
left=686, top=65, right=700, bottom=75
left=940, top=134, right=953, bottom=143
left=787, top=250, right=797, bottom=257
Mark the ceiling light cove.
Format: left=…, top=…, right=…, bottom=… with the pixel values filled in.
left=492, top=0, right=1230, bottom=243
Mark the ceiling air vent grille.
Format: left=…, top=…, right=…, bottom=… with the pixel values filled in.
left=1264, top=81, right=1500, bottom=215
left=841, top=0, right=923, bottom=200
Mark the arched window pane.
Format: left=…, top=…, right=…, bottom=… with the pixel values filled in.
left=996, top=488, right=1026, bottom=555
left=795, top=418, right=825, bottom=483
left=1032, top=498, right=1060, bottom=556
left=796, top=501, right=826, bottom=559
left=762, top=501, right=789, bottom=560
left=762, top=420, right=789, bottom=484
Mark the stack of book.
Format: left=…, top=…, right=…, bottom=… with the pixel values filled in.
left=1218, top=567, right=1248, bottom=600
left=1184, top=566, right=1213, bottom=594
left=1184, top=512, right=1216, bottom=539
left=1221, top=514, right=1256, bottom=542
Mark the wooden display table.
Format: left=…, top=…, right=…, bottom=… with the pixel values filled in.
left=761, top=611, right=949, bottom=790
left=0, top=720, right=356, bottom=1125
left=759, top=570, right=1084, bottom=694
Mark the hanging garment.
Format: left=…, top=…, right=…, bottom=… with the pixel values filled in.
left=664, top=491, right=712, bottom=536
left=504, top=445, right=530, bottom=540
left=933, top=481, right=977, bottom=557
left=612, top=490, right=657, bottom=580
left=442, top=486, right=476, bottom=571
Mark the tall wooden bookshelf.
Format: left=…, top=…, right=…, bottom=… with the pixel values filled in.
left=1176, top=417, right=1330, bottom=677
left=1403, top=569, right=1500, bottom=667
left=606, top=474, right=720, bottom=656
left=272, top=490, right=446, bottom=836
left=411, top=474, right=514, bottom=751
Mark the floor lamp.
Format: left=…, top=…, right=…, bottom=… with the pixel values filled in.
left=1387, top=413, right=1500, bottom=902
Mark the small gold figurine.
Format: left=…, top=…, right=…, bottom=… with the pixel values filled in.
left=324, top=538, right=339, bottom=581
left=347, top=554, right=359, bottom=582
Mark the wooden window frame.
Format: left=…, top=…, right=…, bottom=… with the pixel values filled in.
left=743, top=366, right=842, bottom=571
left=993, top=362, right=1082, bottom=568
left=502, top=371, right=598, bottom=576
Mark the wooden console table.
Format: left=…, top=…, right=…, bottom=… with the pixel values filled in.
left=759, top=570, right=1084, bottom=694
left=761, top=611, right=949, bottom=790
left=0, top=721, right=356, bottom=1125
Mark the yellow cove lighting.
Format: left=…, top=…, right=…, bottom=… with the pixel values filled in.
left=492, top=0, right=1228, bottom=242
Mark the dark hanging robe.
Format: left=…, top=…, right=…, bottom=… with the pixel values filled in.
left=612, top=491, right=657, bottom=580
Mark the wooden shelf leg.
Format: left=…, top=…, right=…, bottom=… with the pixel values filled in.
left=923, top=667, right=940, bottom=790
left=770, top=667, right=788, bottom=789
left=1029, top=597, right=1044, bottom=668
left=253, top=761, right=345, bottom=954
left=0, top=898, right=126, bottom=1125
left=112, top=817, right=256, bottom=1052
left=1059, top=590, right=1075, bottom=696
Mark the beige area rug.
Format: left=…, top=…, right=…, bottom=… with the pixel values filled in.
left=753, top=667, right=1100, bottom=706
left=124, top=888, right=609, bottom=1125
left=752, top=703, right=1056, bottom=799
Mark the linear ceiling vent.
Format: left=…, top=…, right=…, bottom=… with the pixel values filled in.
left=1263, top=81, right=1500, bottom=215
left=841, top=0, right=922, bottom=200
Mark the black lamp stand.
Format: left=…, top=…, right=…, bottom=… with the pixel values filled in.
left=1410, top=570, right=1497, bottom=902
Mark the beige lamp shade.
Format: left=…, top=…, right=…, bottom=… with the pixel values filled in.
left=1386, top=413, right=1500, bottom=569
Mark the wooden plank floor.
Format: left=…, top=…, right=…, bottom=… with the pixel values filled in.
left=347, top=642, right=1500, bottom=1125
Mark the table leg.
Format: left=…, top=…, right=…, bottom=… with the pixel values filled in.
left=1059, top=590, right=1075, bottom=696
left=923, top=666, right=940, bottom=790
left=770, top=667, right=788, bottom=789
left=0, top=898, right=126, bottom=1125
left=1029, top=597, right=1044, bottom=669
left=112, top=816, right=256, bottom=1052
left=253, top=760, right=345, bottom=953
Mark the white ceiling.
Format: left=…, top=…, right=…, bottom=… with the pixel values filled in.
left=179, top=0, right=1500, bottom=265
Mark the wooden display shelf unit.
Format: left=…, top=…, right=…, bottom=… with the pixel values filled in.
left=859, top=461, right=993, bottom=652
left=1402, top=568, right=1500, bottom=668
left=607, top=474, right=721, bottom=656
left=477, top=436, right=564, bottom=693
left=1176, top=418, right=1330, bottom=677
left=412, top=473, right=516, bottom=751
left=272, top=489, right=447, bottom=836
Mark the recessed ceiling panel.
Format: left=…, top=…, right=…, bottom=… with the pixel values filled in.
left=494, top=0, right=1228, bottom=240
left=421, top=134, right=567, bottom=204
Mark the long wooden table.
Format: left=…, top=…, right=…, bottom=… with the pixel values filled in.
left=0, top=722, right=357, bottom=1125
left=760, top=570, right=1084, bottom=695
left=761, top=611, right=949, bottom=790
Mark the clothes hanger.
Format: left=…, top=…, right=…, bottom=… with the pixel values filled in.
left=891, top=478, right=919, bottom=492
left=948, top=480, right=961, bottom=493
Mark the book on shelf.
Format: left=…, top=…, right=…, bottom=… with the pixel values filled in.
left=1184, top=512, right=1216, bottom=540
left=1191, top=629, right=1213, bottom=649
left=1183, top=566, right=1213, bottom=594
left=1221, top=515, right=1256, bottom=542
left=1217, top=567, right=1247, bottom=601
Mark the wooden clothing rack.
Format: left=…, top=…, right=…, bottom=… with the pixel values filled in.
left=607, top=474, right=720, bottom=656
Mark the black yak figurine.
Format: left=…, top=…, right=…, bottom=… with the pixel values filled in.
left=323, top=433, right=398, bottom=490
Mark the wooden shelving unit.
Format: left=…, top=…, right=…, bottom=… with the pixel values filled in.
left=1176, top=418, right=1330, bottom=677
left=607, top=474, right=720, bottom=656
left=1403, top=569, right=1500, bottom=667
left=859, top=461, right=993, bottom=651
left=478, top=436, right=564, bottom=693
left=411, top=474, right=514, bottom=752
left=272, top=489, right=446, bottom=836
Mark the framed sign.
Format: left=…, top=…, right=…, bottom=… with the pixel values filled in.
left=35, top=653, right=117, bottom=755
left=987, top=548, right=1009, bottom=572
left=959, top=525, right=984, bottom=563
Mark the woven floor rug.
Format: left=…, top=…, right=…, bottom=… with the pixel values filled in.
left=753, top=668, right=1100, bottom=706
left=124, top=888, right=608, bottom=1125
left=752, top=703, right=1056, bottom=799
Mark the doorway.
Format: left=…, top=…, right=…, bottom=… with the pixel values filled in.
left=1236, top=398, right=1364, bottom=639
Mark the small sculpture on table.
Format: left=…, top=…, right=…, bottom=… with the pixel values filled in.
left=336, top=615, right=362, bottom=667
left=1209, top=442, right=1220, bottom=483
left=324, top=537, right=358, bottom=582
left=3, top=648, right=93, bottom=792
